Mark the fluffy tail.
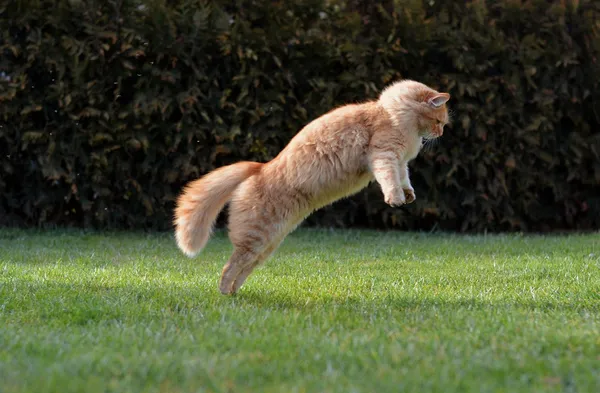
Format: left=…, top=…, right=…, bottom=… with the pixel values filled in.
left=174, top=161, right=262, bottom=256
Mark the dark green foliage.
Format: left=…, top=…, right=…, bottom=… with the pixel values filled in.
left=1, top=0, right=599, bottom=232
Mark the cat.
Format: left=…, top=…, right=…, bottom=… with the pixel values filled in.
left=174, top=79, right=450, bottom=295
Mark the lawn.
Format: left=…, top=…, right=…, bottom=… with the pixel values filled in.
left=1, top=228, right=599, bottom=393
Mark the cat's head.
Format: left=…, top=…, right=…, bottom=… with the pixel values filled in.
left=378, top=80, right=451, bottom=140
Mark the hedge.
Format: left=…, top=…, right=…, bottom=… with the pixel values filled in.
left=1, top=0, right=599, bottom=232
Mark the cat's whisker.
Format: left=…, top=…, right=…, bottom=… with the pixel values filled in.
left=422, top=139, right=433, bottom=152
left=422, top=137, right=442, bottom=152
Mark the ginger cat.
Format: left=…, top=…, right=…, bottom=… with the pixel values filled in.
left=174, top=79, right=450, bottom=295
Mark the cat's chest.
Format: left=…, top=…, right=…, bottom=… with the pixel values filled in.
left=403, top=137, right=423, bottom=162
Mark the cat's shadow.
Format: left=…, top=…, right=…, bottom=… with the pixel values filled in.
left=230, top=287, right=581, bottom=313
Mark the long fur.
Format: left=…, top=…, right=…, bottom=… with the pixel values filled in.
left=174, top=79, right=451, bottom=295
left=174, top=161, right=262, bottom=256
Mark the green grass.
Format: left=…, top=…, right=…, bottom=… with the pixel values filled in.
left=1, top=228, right=599, bottom=393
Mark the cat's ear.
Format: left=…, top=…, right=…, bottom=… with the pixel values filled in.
left=427, top=93, right=450, bottom=108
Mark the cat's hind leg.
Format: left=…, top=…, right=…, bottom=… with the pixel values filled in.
left=218, top=182, right=283, bottom=294
left=219, top=228, right=289, bottom=295
left=230, top=237, right=283, bottom=293
left=219, top=245, right=265, bottom=295
left=219, top=175, right=303, bottom=294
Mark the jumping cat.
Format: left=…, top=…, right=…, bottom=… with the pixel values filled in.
left=174, top=79, right=451, bottom=294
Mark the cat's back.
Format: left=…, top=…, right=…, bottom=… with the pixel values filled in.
left=279, top=100, right=389, bottom=158
left=263, top=101, right=390, bottom=203
left=303, top=100, right=388, bottom=142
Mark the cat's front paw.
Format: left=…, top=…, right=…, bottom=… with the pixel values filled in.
left=403, top=188, right=416, bottom=204
left=384, top=190, right=406, bottom=207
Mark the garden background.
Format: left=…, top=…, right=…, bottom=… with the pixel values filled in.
left=1, top=0, right=599, bottom=233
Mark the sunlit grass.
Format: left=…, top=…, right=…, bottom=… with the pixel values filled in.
left=1, top=228, right=599, bottom=392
